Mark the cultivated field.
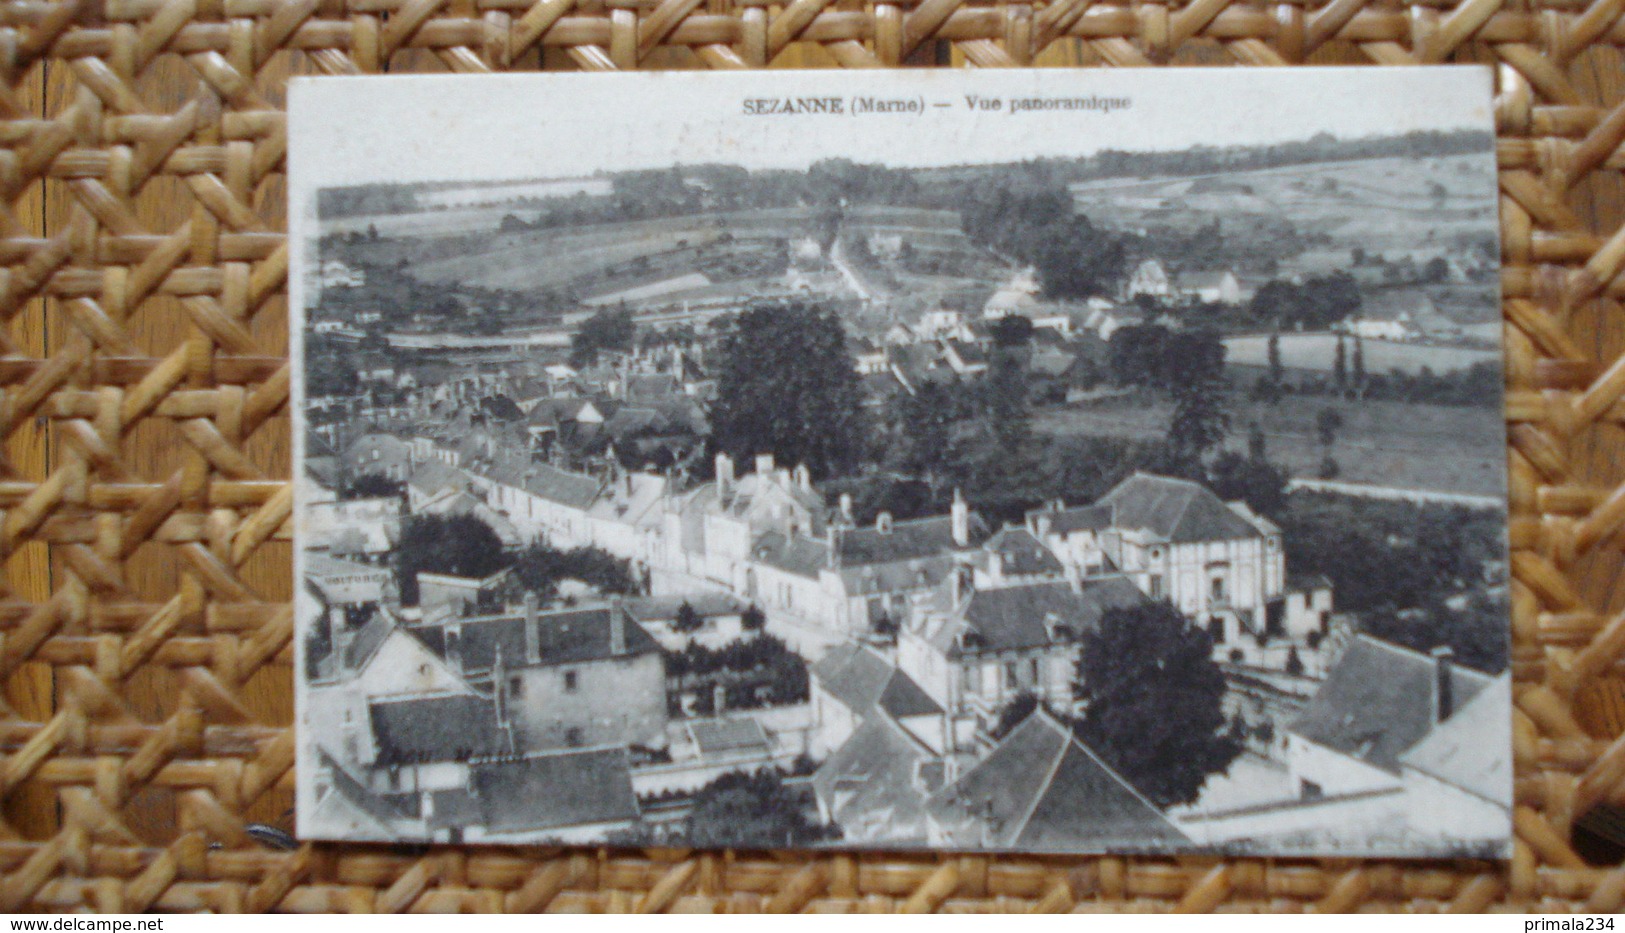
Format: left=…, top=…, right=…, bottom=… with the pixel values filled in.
left=1035, top=393, right=1508, bottom=497
left=1070, top=154, right=1498, bottom=273
left=1223, top=333, right=1500, bottom=375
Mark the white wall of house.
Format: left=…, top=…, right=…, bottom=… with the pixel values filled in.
left=1286, top=733, right=1402, bottom=799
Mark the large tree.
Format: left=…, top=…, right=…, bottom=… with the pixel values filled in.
left=510, top=542, right=639, bottom=599
left=1073, top=601, right=1241, bottom=807
left=570, top=307, right=635, bottom=368
left=680, top=768, right=839, bottom=848
left=709, top=301, right=865, bottom=479
left=395, top=513, right=507, bottom=605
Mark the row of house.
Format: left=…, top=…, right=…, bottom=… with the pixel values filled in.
left=304, top=420, right=1503, bottom=853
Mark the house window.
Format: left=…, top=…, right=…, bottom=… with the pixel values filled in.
left=1028, top=658, right=1040, bottom=684
left=1003, top=661, right=1018, bottom=690
left=1149, top=574, right=1164, bottom=599
left=565, top=727, right=583, bottom=747
left=510, top=676, right=524, bottom=698
left=1210, top=576, right=1226, bottom=603
left=563, top=670, right=578, bottom=692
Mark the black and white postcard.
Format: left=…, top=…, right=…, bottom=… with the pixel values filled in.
left=289, top=68, right=1511, bottom=857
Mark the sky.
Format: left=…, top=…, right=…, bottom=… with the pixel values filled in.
left=287, top=66, right=1495, bottom=191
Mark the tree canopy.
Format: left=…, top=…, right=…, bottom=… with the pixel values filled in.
left=680, top=769, right=839, bottom=848
left=959, top=182, right=1129, bottom=300
left=1073, top=601, right=1240, bottom=807
left=395, top=514, right=507, bottom=605
left=570, top=307, right=636, bottom=368
left=1247, top=272, right=1362, bottom=330
left=709, top=301, right=865, bottom=479
left=510, top=542, right=640, bottom=599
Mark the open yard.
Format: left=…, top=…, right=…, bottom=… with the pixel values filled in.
left=1035, top=392, right=1508, bottom=497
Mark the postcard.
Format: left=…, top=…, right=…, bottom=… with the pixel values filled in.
left=289, top=68, right=1509, bottom=857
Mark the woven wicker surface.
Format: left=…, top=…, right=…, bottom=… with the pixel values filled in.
left=1, top=0, right=1623, bottom=914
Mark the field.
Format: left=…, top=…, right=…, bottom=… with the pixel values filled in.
left=1034, top=393, right=1507, bottom=497
left=1070, top=154, right=1496, bottom=243
left=1223, top=333, right=1499, bottom=375
left=1070, top=154, right=1498, bottom=280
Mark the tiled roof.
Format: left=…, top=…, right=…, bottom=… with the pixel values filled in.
left=469, top=748, right=639, bottom=833
left=627, top=373, right=680, bottom=400
left=448, top=604, right=660, bottom=672
left=834, top=513, right=989, bottom=566
left=984, top=526, right=1065, bottom=577
left=812, top=643, right=942, bottom=719
left=749, top=531, right=831, bottom=579
left=926, top=710, right=1185, bottom=851
left=878, top=672, right=944, bottom=719
left=933, top=577, right=1149, bottom=656
left=1032, top=504, right=1113, bottom=535
left=369, top=693, right=512, bottom=763
left=810, top=714, right=936, bottom=845
left=521, top=463, right=602, bottom=508
left=407, top=459, right=466, bottom=494
left=1398, top=674, right=1511, bottom=803
left=1097, top=473, right=1264, bottom=543
left=811, top=643, right=893, bottom=712
left=688, top=718, right=771, bottom=757
left=837, top=555, right=953, bottom=596
left=1289, top=635, right=1494, bottom=773
left=316, top=750, right=409, bottom=833
left=341, top=611, right=394, bottom=672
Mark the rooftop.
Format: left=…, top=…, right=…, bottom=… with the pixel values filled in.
left=688, top=718, right=772, bottom=758
left=926, top=710, right=1185, bottom=851
left=813, top=643, right=945, bottom=719
left=1097, top=473, right=1266, bottom=543
left=834, top=513, right=990, bottom=566
left=930, top=577, right=1150, bottom=656
left=1290, top=635, right=1496, bottom=773
left=430, top=603, right=660, bottom=672
left=469, top=747, right=639, bottom=834
left=369, top=692, right=512, bottom=763
left=1398, top=673, right=1512, bottom=803
left=984, top=526, right=1065, bottom=578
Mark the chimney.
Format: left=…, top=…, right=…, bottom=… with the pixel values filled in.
left=1431, top=646, right=1455, bottom=722
left=609, top=600, right=627, bottom=656
left=755, top=452, right=775, bottom=476
left=838, top=493, right=854, bottom=524
left=715, top=452, right=734, bottom=497
left=952, top=564, right=973, bottom=607
left=876, top=512, right=894, bottom=534
left=793, top=464, right=812, bottom=491
left=492, top=642, right=508, bottom=724
left=331, top=609, right=355, bottom=665
left=523, top=592, right=539, bottom=664
left=951, top=489, right=969, bottom=547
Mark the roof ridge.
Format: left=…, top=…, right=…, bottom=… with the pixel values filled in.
left=1006, top=713, right=1072, bottom=845
left=1060, top=730, right=1184, bottom=834
left=1353, top=633, right=1496, bottom=683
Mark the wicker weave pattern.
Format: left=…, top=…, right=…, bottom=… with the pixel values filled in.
left=0, top=0, right=1623, bottom=913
